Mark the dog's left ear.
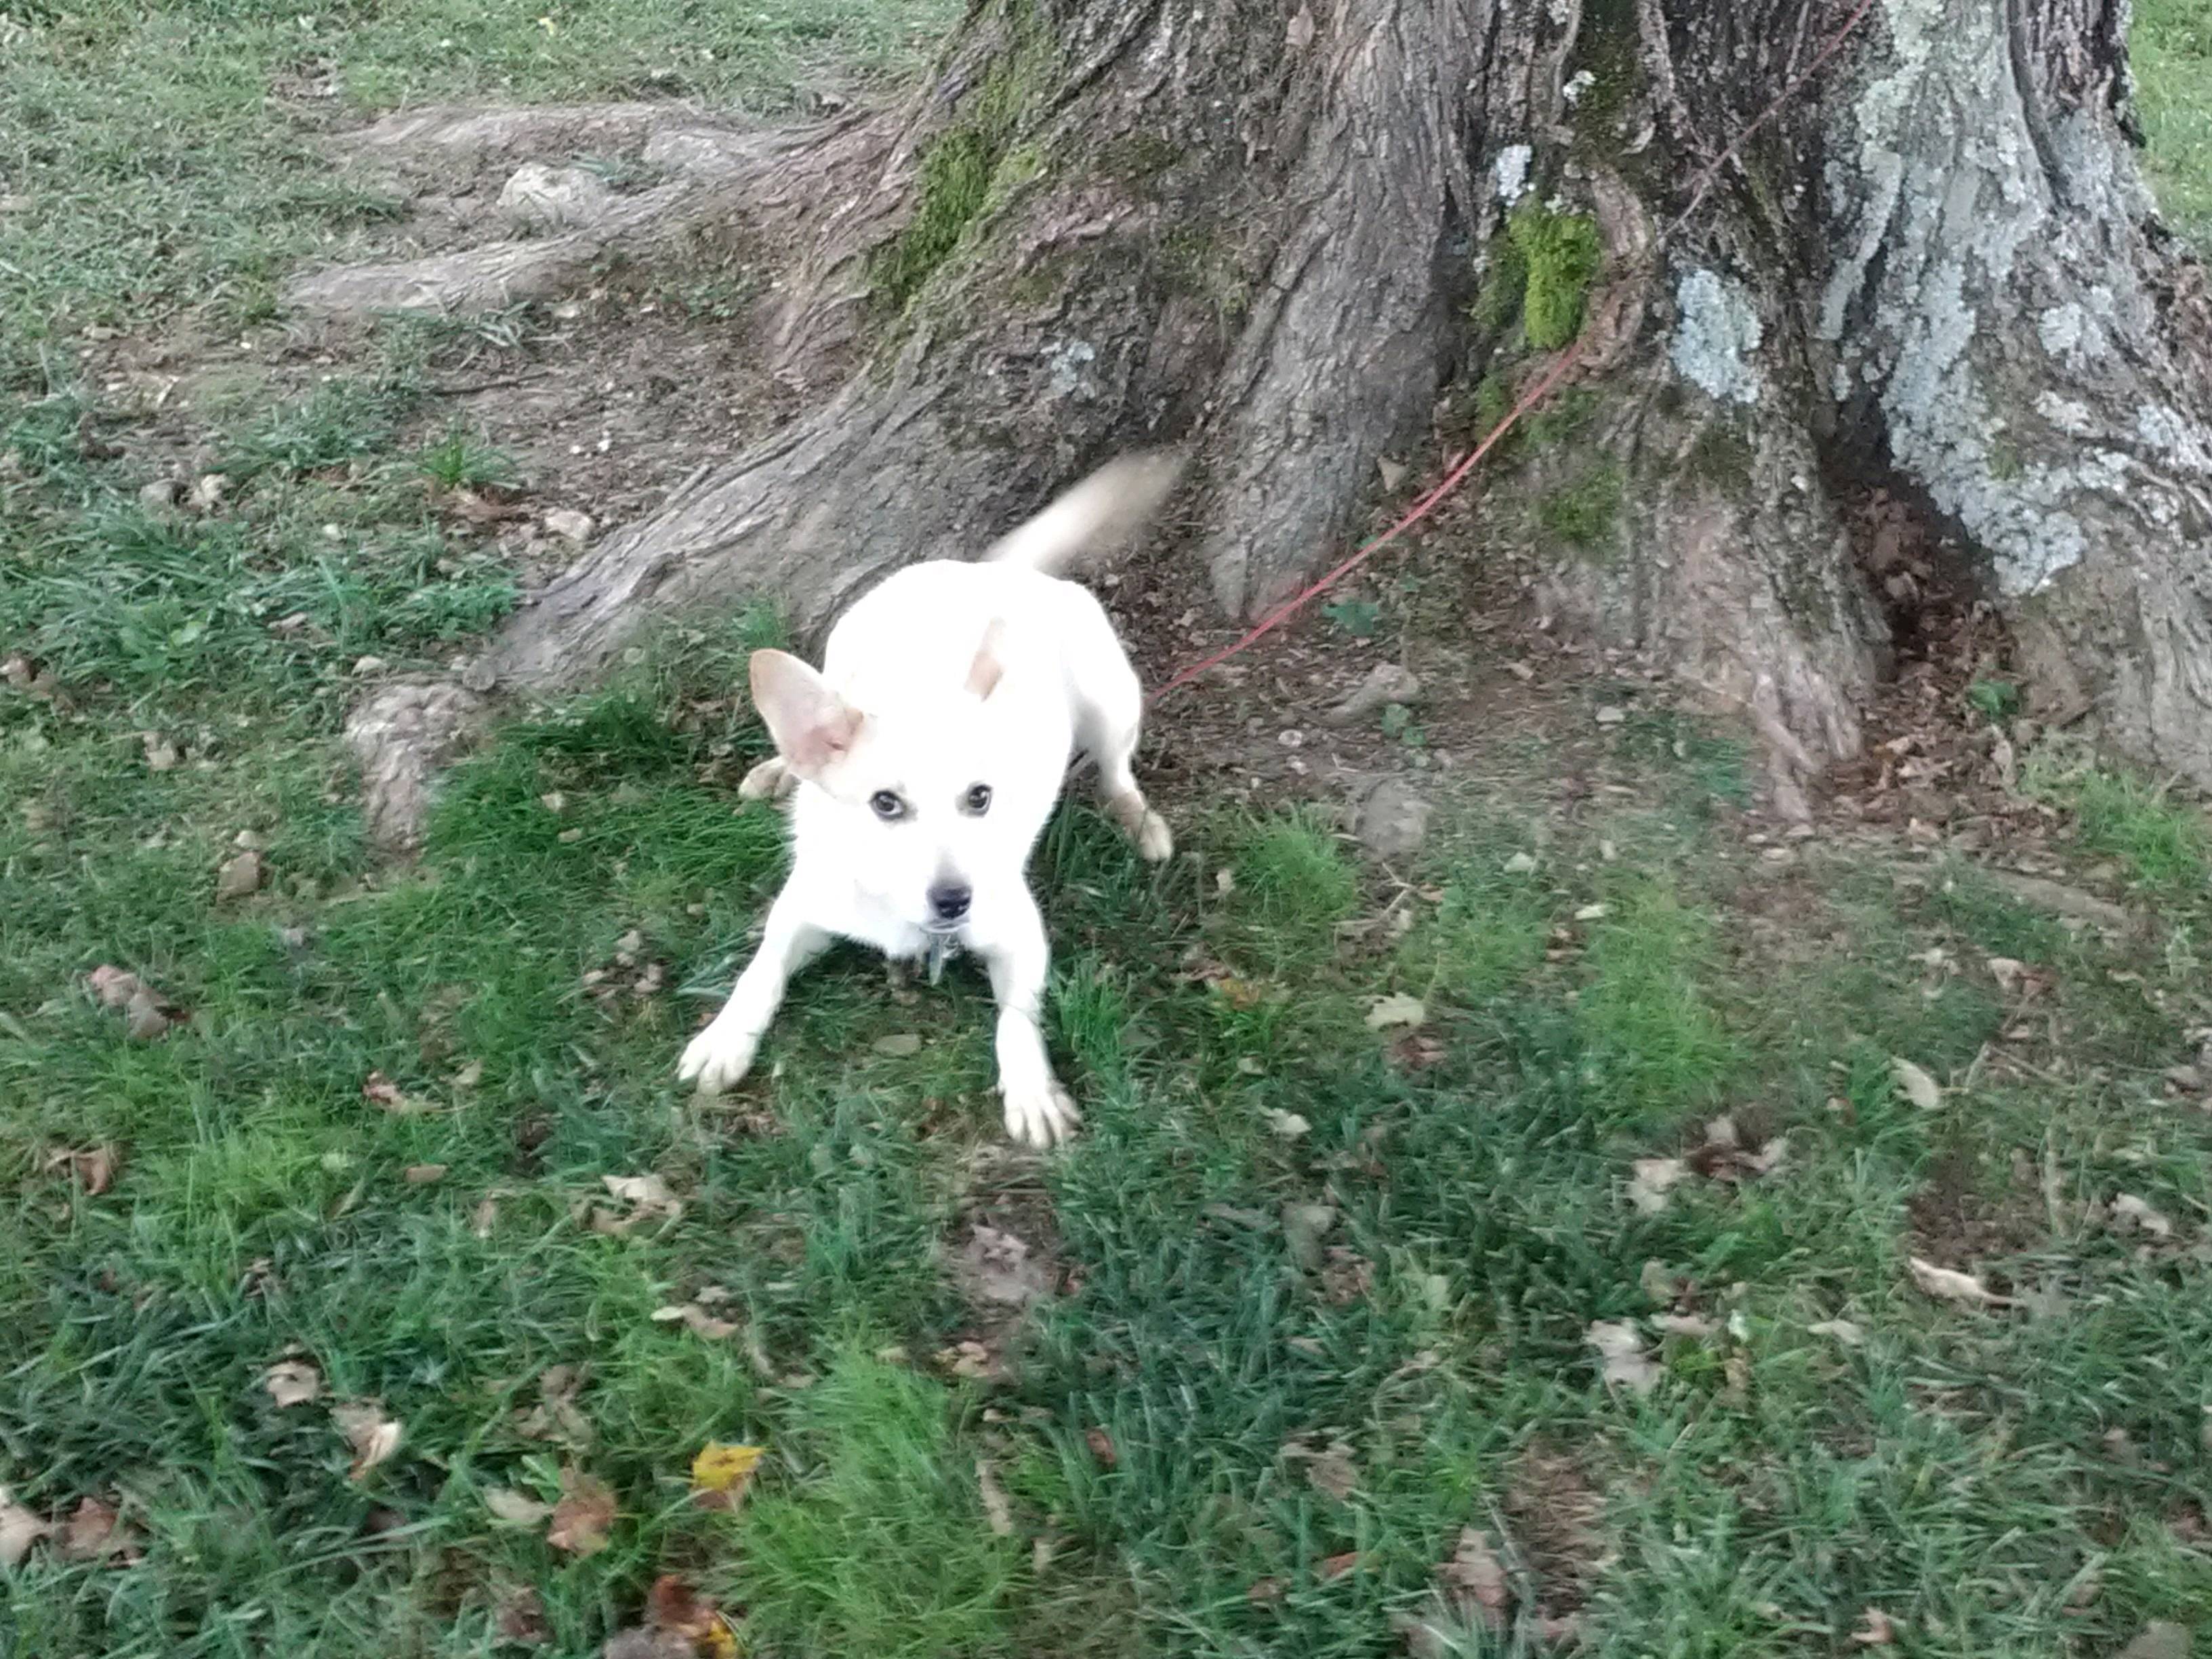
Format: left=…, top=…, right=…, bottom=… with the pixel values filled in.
left=750, top=649, right=861, bottom=776
left=964, top=618, right=1007, bottom=699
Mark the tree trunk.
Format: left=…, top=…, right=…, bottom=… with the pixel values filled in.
left=310, top=0, right=2212, bottom=839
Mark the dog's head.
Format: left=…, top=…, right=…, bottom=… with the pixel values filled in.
left=748, top=621, right=1038, bottom=933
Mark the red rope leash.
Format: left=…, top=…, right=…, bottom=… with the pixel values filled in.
left=1147, top=0, right=1883, bottom=705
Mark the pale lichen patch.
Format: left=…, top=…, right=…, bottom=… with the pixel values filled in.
left=1494, top=143, right=1532, bottom=205
left=1669, top=268, right=1763, bottom=406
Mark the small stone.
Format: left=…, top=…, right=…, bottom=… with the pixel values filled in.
left=497, top=162, right=615, bottom=232
left=544, top=508, right=595, bottom=544
left=139, top=478, right=181, bottom=511
left=2113, top=1624, right=2190, bottom=1659
left=1281, top=1202, right=1336, bottom=1270
left=216, top=851, right=264, bottom=901
left=1502, top=851, right=1538, bottom=875
left=1324, top=661, right=1422, bottom=726
left=1595, top=705, right=1628, bottom=726
left=1353, top=777, right=1432, bottom=860
left=352, top=655, right=388, bottom=676
left=186, top=473, right=227, bottom=514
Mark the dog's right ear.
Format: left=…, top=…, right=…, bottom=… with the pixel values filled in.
left=750, top=649, right=861, bottom=776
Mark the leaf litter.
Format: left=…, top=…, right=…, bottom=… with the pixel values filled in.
left=690, top=1442, right=764, bottom=1511
left=263, top=1358, right=322, bottom=1407
left=1584, top=1321, right=1661, bottom=1395
left=545, top=1466, right=617, bottom=1556
left=331, top=1401, right=403, bottom=1478
left=85, top=964, right=180, bottom=1040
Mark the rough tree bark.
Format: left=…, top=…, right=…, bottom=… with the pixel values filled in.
left=308, top=0, right=2212, bottom=842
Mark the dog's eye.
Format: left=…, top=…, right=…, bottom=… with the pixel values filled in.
left=963, top=784, right=992, bottom=816
left=870, top=790, right=907, bottom=821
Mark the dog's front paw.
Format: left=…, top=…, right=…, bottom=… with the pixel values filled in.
left=678, top=1020, right=761, bottom=1093
left=1000, top=1077, right=1081, bottom=1148
left=1134, top=808, right=1173, bottom=862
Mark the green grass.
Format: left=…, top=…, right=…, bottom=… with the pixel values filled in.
left=5, top=2, right=2212, bottom=1655
left=2137, top=0, right=2212, bottom=249
left=0, top=0, right=958, bottom=382
left=8, top=410, right=2212, bottom=1651
left=2022, top=743, right=2211, bottom=892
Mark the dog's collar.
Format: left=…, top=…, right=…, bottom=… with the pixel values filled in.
left=923, top=930, right=961, bottom=985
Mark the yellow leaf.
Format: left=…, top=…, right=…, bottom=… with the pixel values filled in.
left=701, top=1616, right=741, bottom=1659
left=691, top=1442, right=764, bottom=1509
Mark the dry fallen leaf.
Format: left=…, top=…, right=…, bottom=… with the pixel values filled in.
left=1628, top=1157, right=1687, bottom=1215
left=1891, top=1057, right=1943, bottom=1111
left=1653, top=1312, right=1719, bottom=1338
left=514, top=1363, right=594, bottom=1449
left=1286, top=5, right=1315, bottom=48
left=1809, top=1318, right=1866, bottom=1347
left=87, top=964, right=179, bottom=1040
left=485, top=1486, right=554, bottom=1527
left=360, top=1070, right=435, bottom=1115
left=141, top=732, right=179, bottom=772
left=598, top=1173, right=682, bottom=1227
left=546, top=1467, right=617, bottom=1556
left=1263, top=1108, right=1312, bottom=1140
left=1317, top=1551, right=1361, bottom=1580
left=1436, top=1526, right=1509, bottom=1630
left=1246, top=1575, right=1288, bottom=1604
left=1586, top=1320, right=1662, bottom=1395
left=871, top=1032, right=922, bottom=1057
left=1851, top=1606, right=1897, bottom=1646
left=494, top=1583, right=552, bottom=1646
left=332, top=1401, right=403, bottom=1479
left=646, top=1574, right=729, bottom=1644
left=690, top=1442, right=765, bottom=1511
left=43, top=1143, right=121, bottom=1196
left=1908, top=1256, right=2006, bottom=1308
left=937, top=1339, right=996, bottom=1380
left=56, top=1496, right=125, bottom=1563
left=1365, top=993, right=1427, bottom=1031
left=976, top=1456, right=1015, bottom=1536
left=653, top=1302, right=740, bottom=1340
left=403, top=1163, right=447, bottom=1186
left=1084, top=1427, right=1118, bottom=1468
left=264, top=1359, right=322, bottom=1408
left=1304, top=1441, right=1359, bottom=1501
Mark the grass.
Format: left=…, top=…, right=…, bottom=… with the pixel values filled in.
left=2023, top=741, right=2211, bottom=892
left=0, top=0, right=958, bottom=384
left=3, top=3, right=2212, bottom=1657
left=2137, top=0, right=2212, bottom=249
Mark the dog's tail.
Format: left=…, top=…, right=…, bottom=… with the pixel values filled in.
left=981, top=452, right=1184, bottom=575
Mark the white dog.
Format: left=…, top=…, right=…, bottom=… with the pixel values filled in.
left=677, top=455, right=1181, bottom=1145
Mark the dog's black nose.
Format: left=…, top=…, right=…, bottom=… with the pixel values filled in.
left=927, top=884, right=972, bottom=924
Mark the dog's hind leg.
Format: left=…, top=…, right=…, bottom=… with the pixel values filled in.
left=677, top=884, right=828, bottom=1093
left=1086, top=690, right=1173, bottom=863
